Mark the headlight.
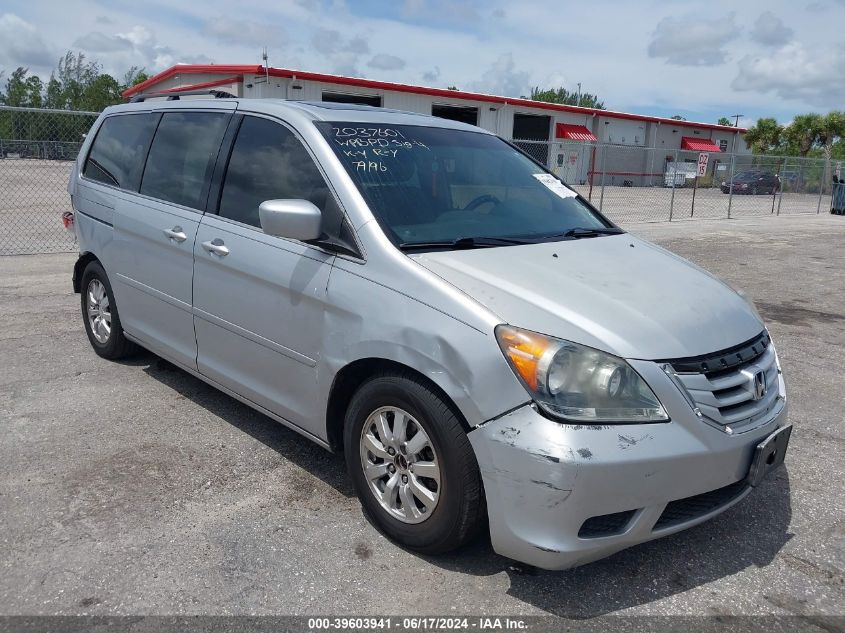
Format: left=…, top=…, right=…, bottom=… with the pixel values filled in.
left=495, top=325, right=669, bottom=423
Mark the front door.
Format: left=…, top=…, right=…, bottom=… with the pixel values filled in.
left=192, top=114, right=338, bottom=433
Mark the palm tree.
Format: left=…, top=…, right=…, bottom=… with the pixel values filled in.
left=784, top=114, right=822, bottom=157
left=784, top=113, right=822, bottom=190
left=818, top=111, right=845, bottom=190
left=744, top=118, right=783, bottom=155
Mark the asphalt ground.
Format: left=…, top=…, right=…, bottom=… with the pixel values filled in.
left=0, top=214, right=843, bottom=623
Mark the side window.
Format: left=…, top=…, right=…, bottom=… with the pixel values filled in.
left=83, top=114, right=157, bottom=190
left=140, top=112, right=229, bottom=210
left=219, top=116, right=342, bottom=234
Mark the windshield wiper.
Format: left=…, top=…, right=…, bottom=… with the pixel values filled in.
left=556, top=227, right=624, bottom=239
left=398, top=236, right=534, bottom=251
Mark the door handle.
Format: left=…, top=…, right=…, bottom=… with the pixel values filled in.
left=202, top=238, right=229, bottom=257
left=163, top=226, right=187, bottom=243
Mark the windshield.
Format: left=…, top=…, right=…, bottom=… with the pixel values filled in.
left=316, top=122, right=612, bottom=247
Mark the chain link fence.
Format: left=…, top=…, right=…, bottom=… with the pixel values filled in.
left=0, top=107, right=840, bottom=255
left=517, top=140, right=836, bottom=224
left=0, top=106, right=98, bottom=255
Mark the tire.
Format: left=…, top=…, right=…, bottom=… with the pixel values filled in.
left=344, top=372, right=485, bottom=554
left=751, top=185, right=758, bottom=195
left=80, top=260, right=137, bottom=360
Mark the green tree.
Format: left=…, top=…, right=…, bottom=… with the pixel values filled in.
left=45, top=51, right=100, bottom=110
left=670, top=114, right=686, bottom=121
left=122, top=66, right=149, bottom=92
left=529, top=86, right=605, bottom=109
left=783, top=113, right=822, bottom=157
left=83, top=74, right=122, bottom=111
left=817, top=111, right=845, bottom=184
left=818, top=111, right=845, bottom=160
left=744, top=117, right=783, bottom=154
left=717, top=117, right=733, bottom=126
left=3, top=67, right=43, bottom=107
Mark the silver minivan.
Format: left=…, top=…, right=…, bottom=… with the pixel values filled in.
left=68, top=96, right=790, bottom=569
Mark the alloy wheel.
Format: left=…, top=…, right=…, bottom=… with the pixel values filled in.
left=86, top=279, right=111, bottom=344
left=359, top=406, right=441, bottom=524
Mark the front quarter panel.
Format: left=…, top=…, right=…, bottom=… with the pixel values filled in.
left=320, top=224, right=530, bottom=429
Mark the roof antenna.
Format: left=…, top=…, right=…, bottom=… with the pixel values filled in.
left=262, top=47, right=269, bottom=84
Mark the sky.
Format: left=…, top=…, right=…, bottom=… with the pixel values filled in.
left=1, top=0, right=844, bottom=127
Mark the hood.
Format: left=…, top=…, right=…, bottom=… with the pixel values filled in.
left=412, top=234, right=764, bottom=360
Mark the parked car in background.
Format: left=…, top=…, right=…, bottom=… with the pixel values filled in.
left=67, top=96, right=790, bottom=570
left=721, top=170, right=781, bottom=194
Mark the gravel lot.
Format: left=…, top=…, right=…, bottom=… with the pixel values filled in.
left=1, top=214, right=843, bottom=622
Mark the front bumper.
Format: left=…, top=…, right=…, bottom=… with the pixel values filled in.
left=468, top=359, right=788, bottom=570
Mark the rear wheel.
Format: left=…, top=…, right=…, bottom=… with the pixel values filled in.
left=344, top=372, right=485, bottom=554
left=80, top=261, right=137, bottom=360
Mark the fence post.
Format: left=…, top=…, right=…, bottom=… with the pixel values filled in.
left=598, top=145, right=607, bottom=212
left=669, top=149, right=678, bottom=221
left=727, top=152, right=735, bottom=219
left=817, top=162, right=825, bottom=213
left=776, top=157, right=786, bottom=216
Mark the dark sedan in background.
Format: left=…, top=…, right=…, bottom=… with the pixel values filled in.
left=721, top=170, right=781, bottom=194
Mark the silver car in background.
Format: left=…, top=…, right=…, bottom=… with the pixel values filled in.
left=67, top=96, right=790, bottom=569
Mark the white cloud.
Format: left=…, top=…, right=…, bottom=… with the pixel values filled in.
left=750, top=11, right=793, bottom=46
left=422, top=65, right=441, bottom=83
left=367, top=53, right=406, bottom=71
left=72, top=25, right=205, bottom=76
left=0, top=13, right=55, bottom=70
left=732, top=42, right=845, bottom=108
left=72, top=31, right=134, bottom=54
left=203, top=17, right=285, bottom=46
left=310, top=28, right=369, bottom=56
left=468, top=53, right=530, bottom=97
left=648, top=13, right=741, bottom=66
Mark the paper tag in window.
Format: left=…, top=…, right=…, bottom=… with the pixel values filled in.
left=533, top=173, right=576, bottom=199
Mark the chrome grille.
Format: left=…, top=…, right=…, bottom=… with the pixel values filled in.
left=667, top=333, right=783, bottom=432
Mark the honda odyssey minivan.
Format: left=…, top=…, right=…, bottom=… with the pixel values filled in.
left=67, top=95, right=790, bottom=569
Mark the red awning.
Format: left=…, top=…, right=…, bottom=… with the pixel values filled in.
left=680, top=136, right=722, bottom=152
left=555, top=123, right=598, bottom=142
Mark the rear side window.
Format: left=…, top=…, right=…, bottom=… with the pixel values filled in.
left=83, top=114, right=157, bottom=190
left=140, top=112, right=229, bottom=210
left=219, top=116, right=337, bottom=230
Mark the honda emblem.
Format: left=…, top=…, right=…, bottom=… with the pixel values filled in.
left=752, top=371, right=767, bottom=400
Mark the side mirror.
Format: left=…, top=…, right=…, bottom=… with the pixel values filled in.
left=258, top=199, right=322, bottom=241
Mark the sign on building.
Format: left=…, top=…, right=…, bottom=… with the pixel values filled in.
left=697, top=152, right=709, bottom=177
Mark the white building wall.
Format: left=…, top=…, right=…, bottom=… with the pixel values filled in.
left=150, top=70, right=748, bottom=155
left=598, top=117, right=647, bottom=146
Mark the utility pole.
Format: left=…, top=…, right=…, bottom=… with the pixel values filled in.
left=730, top=113, right=743, bottom=155
left=577, top=82, right=582, bottom=107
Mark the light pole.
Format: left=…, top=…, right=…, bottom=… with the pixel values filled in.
left=577, top=82, right=581, bottom=107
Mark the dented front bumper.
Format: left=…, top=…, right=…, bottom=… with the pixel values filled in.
left=468, top=360, right=789, bottom=570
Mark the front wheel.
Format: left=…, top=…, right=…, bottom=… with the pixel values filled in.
left=344, top=373, right=485, bottom=554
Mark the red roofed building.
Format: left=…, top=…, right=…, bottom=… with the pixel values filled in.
left=124, top=64, right=749, bottom=185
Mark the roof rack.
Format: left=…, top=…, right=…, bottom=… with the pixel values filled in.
left=129, top=89, right=237, bottom=103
